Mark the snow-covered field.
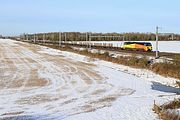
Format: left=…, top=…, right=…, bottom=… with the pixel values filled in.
left=75, top=41, right=180, bottom=53
left=0, top=39, right=179, bottom=120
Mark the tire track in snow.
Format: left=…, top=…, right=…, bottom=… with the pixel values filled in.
left=0, top=40, right=135, bottom=119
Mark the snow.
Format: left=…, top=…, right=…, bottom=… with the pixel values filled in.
left=40, top=47, right=179, bottom=87
left=76, top=41, right=180, bottom=53
left=167, top=109, right=180, bottom=117
left=0, top=39, right=180, bottom=120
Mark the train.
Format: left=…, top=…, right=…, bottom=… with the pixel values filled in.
left=121, top=42, right=153, bottom=52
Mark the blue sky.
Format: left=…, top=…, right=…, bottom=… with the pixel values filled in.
left=0, top=0, right=180, bottom=35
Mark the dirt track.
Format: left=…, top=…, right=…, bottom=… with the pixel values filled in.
left=0, top=39, right=134, bottom=119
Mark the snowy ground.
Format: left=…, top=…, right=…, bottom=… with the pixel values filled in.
left=74, top=41, right=180, bottom=53
left=0, top=39, right=179, bottom=120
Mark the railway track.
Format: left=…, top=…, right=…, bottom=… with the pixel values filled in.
left=18, top=40, right=180, bottom=61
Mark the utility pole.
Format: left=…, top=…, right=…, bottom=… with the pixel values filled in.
left=121, top=36, right=125, bottom=48
left=52, top=33, right=54, bottom=43
left=86, top=32, right=88, bottom=42
left=89, top=33, right=91, bottom=49
left=172, top=34, right=174, bottom=41
left=86, top=32, right=88, bottom=48
left=23, top=33, right=25, bottom=41
left=36, top=34, right=38, bottom=42
left=26, top=33, right=28, bottom=41
left=34, top=34, right=36, bottom=43
left=156, top=26, right=159, bottom=59
left=43, top=33, right=45, bottom=44
left=59, top=32, right=61, bottom=47
left=64, top=33, right=67, bottom=44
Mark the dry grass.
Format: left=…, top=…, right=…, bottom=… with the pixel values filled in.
left=32, top=43, right=180, bottom=81
left=175, top=54, right=180, bottom=60
left=59, top=46, right=180, bottom=80
left=75, top=49, right=150, bottom=69
left=85, top=50, right=180, bottom=80
left=151, top=62, right=180, bottom=80
left=176, top=81, right=180, bottom=88
left=153, top=98, right=180, bottom=120
left=160, top=111, right=180, bottom=120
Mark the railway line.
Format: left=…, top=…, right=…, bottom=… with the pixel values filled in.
left=18, top=39, right=180, bottom=61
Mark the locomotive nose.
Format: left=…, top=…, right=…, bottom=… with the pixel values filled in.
left=148, top=46, right=152, bottom=51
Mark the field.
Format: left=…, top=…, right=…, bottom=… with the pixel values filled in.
left=0, top=39, right=179, bottom=120
left=76, top=41, right=180, bottom=53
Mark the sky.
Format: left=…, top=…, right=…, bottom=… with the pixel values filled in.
left=0, top=0, right=180, bottom=36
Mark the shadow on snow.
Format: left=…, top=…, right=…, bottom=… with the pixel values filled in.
left=151, top=82, right=180, bottom=93
left=0, top=114, right=66, bottom=120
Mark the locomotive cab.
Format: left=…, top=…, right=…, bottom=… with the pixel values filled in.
left=122, top=42, right=152, bottom=52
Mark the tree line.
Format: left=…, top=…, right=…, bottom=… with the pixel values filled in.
left=19, top=32, right=180, bottom=41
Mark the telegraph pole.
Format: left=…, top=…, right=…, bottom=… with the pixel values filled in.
left=156, top=26, right=159, bottom=59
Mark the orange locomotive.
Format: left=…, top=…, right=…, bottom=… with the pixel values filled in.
left=121, top=42, right=153, bottom=52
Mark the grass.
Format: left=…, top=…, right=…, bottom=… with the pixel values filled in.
left=153, top=98, right=180, bottom=120
left=176, top=81, right=180, bottom=88
left=175, top=54, right=180, bottom=60
left=151, top=62, right=180, bottom=80
left=78, top=49, right=150, bottom=69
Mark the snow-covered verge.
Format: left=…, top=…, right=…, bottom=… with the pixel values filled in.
left=41, top=46, right=179, bottom=87
left=74, top=41, right=180, bottom=53
left=0, top=39, right=179, bottom=120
